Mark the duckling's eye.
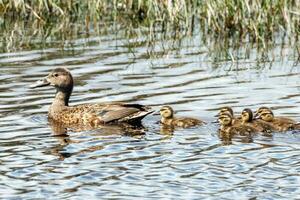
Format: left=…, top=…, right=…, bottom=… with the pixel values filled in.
left=53, top=73, right=59, bottom=77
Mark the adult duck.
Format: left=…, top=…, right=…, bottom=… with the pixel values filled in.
left=30, top=68, right=153, bottom=126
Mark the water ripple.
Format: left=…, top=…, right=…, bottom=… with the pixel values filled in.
left=0, top=31, right=300, bottom=199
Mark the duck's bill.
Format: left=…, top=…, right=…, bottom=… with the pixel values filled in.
left=212, top=119, right=219, bottom=123
left=254, top=115, right=261, bottom=119
left=29, top=78, right=50, bottom=89
left=153, top=111, right=160, bottom=116
left=253, top=111, right=261, bottom=119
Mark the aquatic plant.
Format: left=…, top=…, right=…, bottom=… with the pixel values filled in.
left=0, top=0, right=299, bottom=53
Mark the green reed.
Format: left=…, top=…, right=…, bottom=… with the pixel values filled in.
left=0, top=0, right=299, bottom=53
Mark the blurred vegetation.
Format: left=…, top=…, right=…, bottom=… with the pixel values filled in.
left=0, top=0, right=299, bottom=54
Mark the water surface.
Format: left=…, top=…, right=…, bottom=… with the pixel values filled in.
left=1, top=27, right=300, bottom=199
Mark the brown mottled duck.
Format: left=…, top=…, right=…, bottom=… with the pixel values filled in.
left=254, top=107, right=296, bottom=132
left=218, top=106, right=234, bottom=116
left=218, top=112, right=259, bottom=137
left=217, top=106, right=241, bottom=125
left=30, top=68, right=153, bottom=126
left=159, top=106, right=204, bottom=128
left=241, top=108, right=276, bottom=133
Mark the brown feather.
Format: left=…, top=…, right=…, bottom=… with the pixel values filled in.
left=30, top=68, right=153, bottom=127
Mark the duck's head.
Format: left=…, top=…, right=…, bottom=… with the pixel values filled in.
left=254, top=107, right=271, bottom=118
left=30, top=68, right=73, bottom=92
left=258, top=111, right=274, bottom=122
left=241, top=108, right=253, bottom=123
left=160, top=106, right=174, bottom=119
left=216, top=106, right=234, bottom=117
left=218, top=113, right=233, bottom=126
left=256, top=108, right=274, bottom=122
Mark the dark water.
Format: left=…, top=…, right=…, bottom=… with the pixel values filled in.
left=1, top=28, right=300, bottom=199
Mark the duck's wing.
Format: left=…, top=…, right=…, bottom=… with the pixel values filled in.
left=277, top=117, right=296, bottom=124
left=96, top=103, right=153, bottom=124
left=255, top=119, right=277, bottom=132
left=173, top=117, right=204, bottom=128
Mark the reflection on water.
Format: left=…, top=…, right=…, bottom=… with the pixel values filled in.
left=0, top=25, right=300, bottom=199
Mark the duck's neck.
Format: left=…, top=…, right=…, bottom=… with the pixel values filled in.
left=221, top=125, right=228, bottom=130
left=161, top=117, right=173, bottom=125
left=221, top=121, right=232, bottom=129
left=52, top=88, right=72, bottom=109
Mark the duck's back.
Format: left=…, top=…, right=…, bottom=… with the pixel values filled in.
left=252, top=119, right=277, bottom=132
left=272, top=118, right=295, bottom=131
left=274, top=117, right=296, bottom=124
left=172, top=117, right=203, bottom=128
left=49, top=102, right=152, bottom=126
left=231, top=125, right=258, bottom=135
left=242, top=122, right=264, bottom=132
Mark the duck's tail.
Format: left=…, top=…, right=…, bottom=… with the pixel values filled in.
left=120, top=105, right=154, bottom=125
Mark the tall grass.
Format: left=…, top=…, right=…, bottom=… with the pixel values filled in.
left=0, top=0, right=299, bottom=52
left=198, top=0, right=300, bottom=43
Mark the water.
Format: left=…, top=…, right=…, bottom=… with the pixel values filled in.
left=1, top=26, right=300, bottom=199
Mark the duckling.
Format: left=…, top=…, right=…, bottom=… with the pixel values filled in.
left=255, top=107, right=296, bottom=124
left=218, top=106, right=234, bottom=116
left=241, top=108, right=276, bottom=133
left=218, top=113, right=259, bottom=138
left=30, top=68, right=153, bottom=126
left=217, top=106, right=241, bottom=125
left=160, top=106, right=204, bottom=128
left=256, top=109, right=295, bottom=131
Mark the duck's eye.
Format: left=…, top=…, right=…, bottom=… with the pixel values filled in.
left=53, top=73, right=59, bottom=77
